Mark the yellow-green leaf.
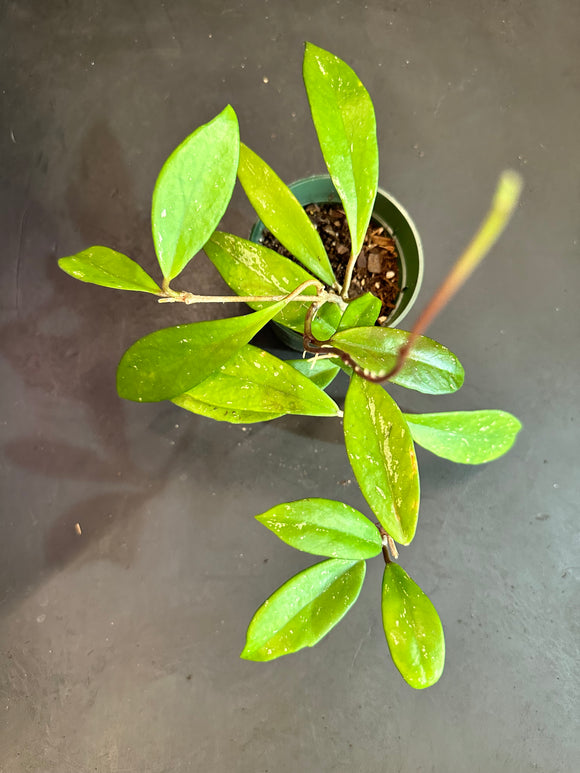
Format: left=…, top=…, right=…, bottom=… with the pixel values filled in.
left=382, top=563, right=445, bottom=689
left=173, top=345, right=339, bottom=418
left=256, top=498, right=382, bottom=558
left=238, top=143, right=335, bottom=286
left=152, top=105, right=239, bottom=280
left=344, top=377, right=419, bottom=545
left=332, top=327, right=465, bottom=394
left=404, top=410, right=522, bottom=464
left=303, top=43, right=378, bottom=257
left=58, top=247, right=161, bottom=294
left=172, top=394, right=282, bottom=424
left=337, top=292, right=381, bottom=332
left=117, top=302, right=286, bottom=403
left=205, top=231, right=341, bottom=338
left=286, top=357, right=340, bottom=389
left=241, top=559, right=365, bottom=661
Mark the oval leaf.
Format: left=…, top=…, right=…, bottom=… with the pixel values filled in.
left=405, top=410, right=522, bottom=464
left=332, top=327, right=465, bottom=395
left=381, top=563, right=445, bottom=689
left=175, top=345, right=339, bottom=417
left=58, top=247, right=161, bottom=294
left=117, top=302, right=286, bottom=403
left=303, top=43, right=378, bottom=258
left=256, top=498, right=382, bottom=559
left=205, top=231, right=341, bottom=339
left=286, top=357, right=340, bottom=389
left=344, top=377, right=419, bottom=545
left=241, top=559, right=365, bottom=661
left=337, top=292, right=381, bottom=332
left=172, top=394, right=283, bottom=424
left=238, top=144, right=335, bottom=286
left=152, top=105, right=239, bottom=280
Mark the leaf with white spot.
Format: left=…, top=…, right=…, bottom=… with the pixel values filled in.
left=404, top=410, right=522, bottom=464
left=205, top=231, right=341, bottom=339
left=381, top=563, right=445, bottom=689
left=344, top=376, right=419, bottom=545
left=241, top=558, right=365, bottom=661
left=172, top=394, right=283, bottom=424
left=238, top=143, right=335, bottom=285
left=173, top=345, right=339, bottom=418
left=256, top=498, right=382, bottom=558
left=117, top=302, right=287, bottom=403
left=331, top=327, right=465, bottom=394
left=58, top=247, right=161, bottom=294
left=152, top=105, right=239, bottom=280
left=303, top=43, right=378, bottom=258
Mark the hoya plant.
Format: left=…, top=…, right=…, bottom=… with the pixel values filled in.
left=59, top=43, right=522, bottom=689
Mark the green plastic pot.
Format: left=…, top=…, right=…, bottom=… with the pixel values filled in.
left=249, top=175, right=424, bottom=350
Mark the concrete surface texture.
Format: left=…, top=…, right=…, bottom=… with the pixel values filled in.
left=0, top=1, right=578, bottom=771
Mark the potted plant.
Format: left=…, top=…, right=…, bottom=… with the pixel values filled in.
left=58, top=43, right=522, bottom=689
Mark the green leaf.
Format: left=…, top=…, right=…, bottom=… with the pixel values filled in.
left=256, top=498, right=382, bottom=559
left=303, top=43, right=378, bottom=258
left=117, top=302, right=286, bottom=403
left=152, top=105, right=239, bottom=280
left=286, top=357, right=340, bottom=389
left=404, top=410, right=522, bottom=464
left=205, top=231, right=341, bottom=338
left=238, top=144, right=335, bottom=286
left=331, top=327, right=465, bottom=395
left=344, top=377, right=419, bottom=545
left=381, top=563, right=445, bottom=689
left=337, top=293, right=381, bottom=332
left=172, top=394, right=283, bottom=424
left=241, top=559, right=365, bottom=661
left=173, top=345, right=340, bottom=418
left=58, top=247, right=161, bottom=294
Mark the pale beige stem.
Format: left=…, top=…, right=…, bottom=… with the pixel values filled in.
left=341, top=248, right=360, bottom=301
left=158, top=278, right=341, bottom=307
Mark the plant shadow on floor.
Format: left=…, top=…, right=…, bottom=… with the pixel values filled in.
left=0, top=121, right=234, bottom=608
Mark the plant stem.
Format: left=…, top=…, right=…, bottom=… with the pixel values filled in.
left=377, top=524, right=397, bottom=565
left=341, top=248, right=359, bottom=301
left=158, top=292, right=339, bottom=305
left=375, top=523, right=392, bottom=566
left=371, top=170, right=523, bottom=383
left=157, top=279, right=346, bottom=308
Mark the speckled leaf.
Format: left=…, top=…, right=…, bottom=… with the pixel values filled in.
left=404, top=410, right=522, bottom=464
left=241, top=559, right=365, bottom=661
left=117, top=302, right=286, bottom=403
left=172, top=394, right=283, bottom=424
left=256, top=498, right=382, bottom=559
left=205, top=231, right=341, bottom=338
left=238, top=143, right=335, bottom=286
left=58, top=247, right=161, bottom=294
left=173, top=345, right=339, bottom=417
left=303, top=43, right=378, bottom=258
left=381, top=563, right=445, bottom=689
left=337, top=293, right=381, bottom=332
left=332, top=327, right=465, bottom=394
left=286, top=357, right=340, bottom=389
left=344, top=377, right=419, bottom=545
left=152, top=105, right=239, bottom=280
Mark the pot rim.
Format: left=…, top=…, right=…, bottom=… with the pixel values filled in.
left=249, top=173, right=424, bottom=337
left=276, top=174, right=424, bottom=328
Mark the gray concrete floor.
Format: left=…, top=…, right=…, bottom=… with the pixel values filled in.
left=1, top=1, right=578, bottom=771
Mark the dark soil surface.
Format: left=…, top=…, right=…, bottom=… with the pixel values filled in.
left=260, top=203, right=402, bottom=323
